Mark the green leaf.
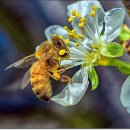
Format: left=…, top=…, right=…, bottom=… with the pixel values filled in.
left=100, top=42, right=124, bottom=57
left=119, top=25, right=130, bottom=42
left=119, top=66, right=130, bottom=75
left=119, top=33, right=130, bottom=42
left=88, top=66, right=99, bottom=91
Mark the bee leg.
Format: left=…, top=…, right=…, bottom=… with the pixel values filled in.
left=50, top=57, right=59, bottom=65
left=47, top=71, right=60, bottom=81
left=57, top=66, right=68, bottom=74
left=60, top=75, right=72, bottom=83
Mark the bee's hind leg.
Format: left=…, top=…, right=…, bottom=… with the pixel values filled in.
left=60, top=75, right=72, bottom=83
left=57, top=66, right=72, bottom=83
left=47, top=70, right=72, bottom=83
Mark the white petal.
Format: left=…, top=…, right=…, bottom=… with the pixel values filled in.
left=67, top=1, right=88, bottom=17
left=51, top=67, right=89, bottom=106
left=104, top=8, right=125, bottom=43
left=67, top=0, right=105, bottom=41
left=44, top=25, right=68, bottom=41
left=120, top=76, right=130, bottom=113
left=35, top=45, right=40, bottom=52
left=82, top=38, right=93, bottom=51
left=72, top=67, right=88, bottom=84
left=61, top=60, right=83, bottom=70
left=84, top=1, right=105, bottom=36
left=60, top=60, right=74, bottom=66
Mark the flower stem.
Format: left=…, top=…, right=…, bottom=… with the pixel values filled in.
left=108, top=58, right=130, bottom=75
left=98, top=56, right=130, bottom=75
left=110, top=59, right=130, bottom=68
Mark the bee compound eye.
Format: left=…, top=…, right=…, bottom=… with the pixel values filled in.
left=54, top=40, right=62, bottom=48
left=60, top=52, right=69, bottom=58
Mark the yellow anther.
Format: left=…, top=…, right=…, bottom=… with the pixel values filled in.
left=69, top=32, right=74, bottom=38
left=75, top=43, right=80, bottom=46
left=53, top=73, right=61, bottom=80
left=77, top=33, right=82, bottom=39
left=80, top=17, right=87, bottom=23
left=68, top=17, right=73, bottom=22
left=53, top=34, right=57, bottom=37
left=65, top=39, right=70, bottom=44
left=90, top=11, right=96, bottom=17
left=71, top=10, right=76, bottom=16
left=71, top=29, right=75, bottom=33
left=64, top=26, right=68, bottom=30
left=59, top=36, right=63, bottom=39
left=64, top=26, right=70, bottom=32
left=59, top=49, right=66, bottom=56
left=76, top=13, right=81, bottom=18
left=92, top=5, right=98, bottom=10
left=78, top=22, right=84, bottom=28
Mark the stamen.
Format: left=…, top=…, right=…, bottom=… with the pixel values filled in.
left=53, top=34, right=57, bottom=37
left=65, top=39, right=70, bottom=44
left=67, top=47, right=70, bottom=51
left=77, top=33, right=83, bottom=39
left=75, top=43, right=80, bottom=46
left=92, top=5, right=98, bottom=11
left=71, top=29, right=75, bottom=33
left=78, top=22, right=84, bottom=28
left=71, top=10, right=76, bottom=16
left=59, top=36, right=63, bottom=39
left=59, top=49, right=66, bottom=56
left=80, top=17, right=87, bottom=23
left=76, top=13, right=81, bottom=18
left=90, top=10, right=96, bottom=17
left=68, top=17, right=73, bottom=22
left=69, top=32, right=74, bottom=38
left=53, top=73, right=61, bottom=80
left=64, top=26, right=70, bottom=32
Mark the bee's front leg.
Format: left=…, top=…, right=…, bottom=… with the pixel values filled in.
left=57, top=66, right=67, bottom=74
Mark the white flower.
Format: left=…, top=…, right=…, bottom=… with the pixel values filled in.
left=44, top=0, right=125, bottom=106
left=121, top=76, right=130, bottom=113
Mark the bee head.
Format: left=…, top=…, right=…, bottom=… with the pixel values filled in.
left=51, top=36, right=70, bottom=59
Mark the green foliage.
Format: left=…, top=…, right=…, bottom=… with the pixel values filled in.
left=119, top=66, right=130, bottom=75
left=88, top=66, right=99, bottom=91
left=100, top=42, right=124, bottom=57
left=119, top=25, right=130, bottom=42
left=109, top=59, right=130, bottom=75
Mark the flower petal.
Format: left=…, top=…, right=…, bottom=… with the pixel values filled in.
left=44, top=25, right=68, bottom=41
left=51, top=67, right=89, bottom=106
left=67, top=0, right=105, bottom=42
left=120, top=76, right=130, bottom=113
left=67, top=1, right=88, bottom=17
left=84, top=1, right=105, bottom=36
left=72, top=67, right=88, bottom=84
left=104, top=8, right=125, bottom=43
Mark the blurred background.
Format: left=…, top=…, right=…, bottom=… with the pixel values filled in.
left=0, top=0, right=130, bottom=128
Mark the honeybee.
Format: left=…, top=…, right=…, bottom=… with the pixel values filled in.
left=6, top=36, right=71, bottom=101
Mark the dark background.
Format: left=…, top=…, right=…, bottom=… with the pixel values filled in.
left=0, top=0, right=130, bottom=128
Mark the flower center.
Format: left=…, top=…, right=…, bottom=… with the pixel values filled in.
left=86, top=42, right=106, bottom=65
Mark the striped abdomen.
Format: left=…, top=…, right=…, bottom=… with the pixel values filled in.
left=30, top=61, right=52, bottom=101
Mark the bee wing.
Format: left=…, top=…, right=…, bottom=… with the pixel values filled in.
left=5, top=54, right=36, bottom=70
left=22, top=69, right=31, bottom=89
